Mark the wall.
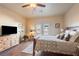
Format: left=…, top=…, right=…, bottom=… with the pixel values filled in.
left=65, top=4, right=79, bottom=27
left=0, top=6, right=26, bottom=36
left=26, top=16, right=64, bottom=35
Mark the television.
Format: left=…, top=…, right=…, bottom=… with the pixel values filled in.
left=2, top=25, right=17, bottom=35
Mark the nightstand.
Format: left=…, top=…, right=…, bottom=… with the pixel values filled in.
left=23, top=35, right=29, bottom=41
left=29, top=35, right=34, bottom=41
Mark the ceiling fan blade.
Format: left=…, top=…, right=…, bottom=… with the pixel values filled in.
left=22, top=4, right=30, bottom=7
left=37, top=4, right=46, bottom=7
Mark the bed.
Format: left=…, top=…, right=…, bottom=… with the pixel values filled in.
left=33, top=26, right=79, bottom=56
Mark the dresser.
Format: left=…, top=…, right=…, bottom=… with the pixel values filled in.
left=0, top=34, right=19, bottom=52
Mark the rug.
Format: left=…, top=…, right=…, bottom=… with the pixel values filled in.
left=22, top=42, right=33, bottom=54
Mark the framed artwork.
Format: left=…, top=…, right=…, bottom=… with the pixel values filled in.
left=55, top=23, right=60, bottom=28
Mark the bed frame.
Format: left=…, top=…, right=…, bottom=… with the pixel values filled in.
left=33, top=26, right=79, bottom=56
left=33, top=38, right=36, bottom=56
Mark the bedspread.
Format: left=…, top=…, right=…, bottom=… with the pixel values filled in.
left=35, top=39, right=79, bottom=55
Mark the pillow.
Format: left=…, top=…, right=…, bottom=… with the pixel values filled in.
left=57, top=33, right=65, bottom=40
left=65, top=30, right=70, bottom=34
left=69, top=30, right=77, bottom=36
left=60, top=34, right=65, bottom=40
left=57, top=34, right=60, bottom=39
left=65, top=30, right=77, bottom=36
left=64, top=34, right=71, bottom=41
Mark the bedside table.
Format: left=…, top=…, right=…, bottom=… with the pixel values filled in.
left=29, top=35, right=34, bottom=41
left=23, top=35, right=29, bottom=41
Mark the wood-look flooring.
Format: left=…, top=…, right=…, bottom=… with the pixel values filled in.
left=0, top=41, right=33, bottom=56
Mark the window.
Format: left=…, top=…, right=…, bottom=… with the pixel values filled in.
left=43, top=24, right=49, bottom=35
left=35, top=24, right=49, bottom=36
left=35, top=24, right=42, bottom=35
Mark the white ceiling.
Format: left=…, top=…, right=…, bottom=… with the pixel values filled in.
left=0, top=3, right=74, bottom=18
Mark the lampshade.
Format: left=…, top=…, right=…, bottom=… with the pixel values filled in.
left=29, top=29, right=35, bottom=36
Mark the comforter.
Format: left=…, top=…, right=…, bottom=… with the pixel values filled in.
left=34, top=36, right=79, bottom=56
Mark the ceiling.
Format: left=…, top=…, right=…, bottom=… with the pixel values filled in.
left=0, top=3, right=74, bottom=18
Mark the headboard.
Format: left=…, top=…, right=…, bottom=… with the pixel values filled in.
left=65, top=26, right=79, bottom=32
left=65, top=26, right=79, bottom=42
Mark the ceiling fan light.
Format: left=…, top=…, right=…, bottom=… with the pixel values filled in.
left=30, top=4, right=37, bottom=8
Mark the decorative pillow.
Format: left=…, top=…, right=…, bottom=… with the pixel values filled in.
left=57, top=34, right=60, bottom=39
left=57, top=33, right=65, bottom=40
left=69, top=30, right=77, bottom=36
left=65, top=30, right=70, bottom=34
left=60, top=34, right=65, bottom=40
left=64, top=34, right=71, bottom=41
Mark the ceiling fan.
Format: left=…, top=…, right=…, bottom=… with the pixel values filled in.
left=22, top=3, right=46, bottom=8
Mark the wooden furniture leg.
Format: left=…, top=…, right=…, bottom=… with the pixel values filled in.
left=33, top=38, right=36, bottom=56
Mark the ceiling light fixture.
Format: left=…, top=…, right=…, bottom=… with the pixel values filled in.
left=22, top=3, right=46, bottom=8
left=30, top=3, right=37, bottom=8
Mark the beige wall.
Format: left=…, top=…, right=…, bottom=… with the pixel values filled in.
left=0, top=6, right=26, bottom=36
left=26, top=16, right=64, bottom=35
left=65, top=4, right=79, bottom=27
